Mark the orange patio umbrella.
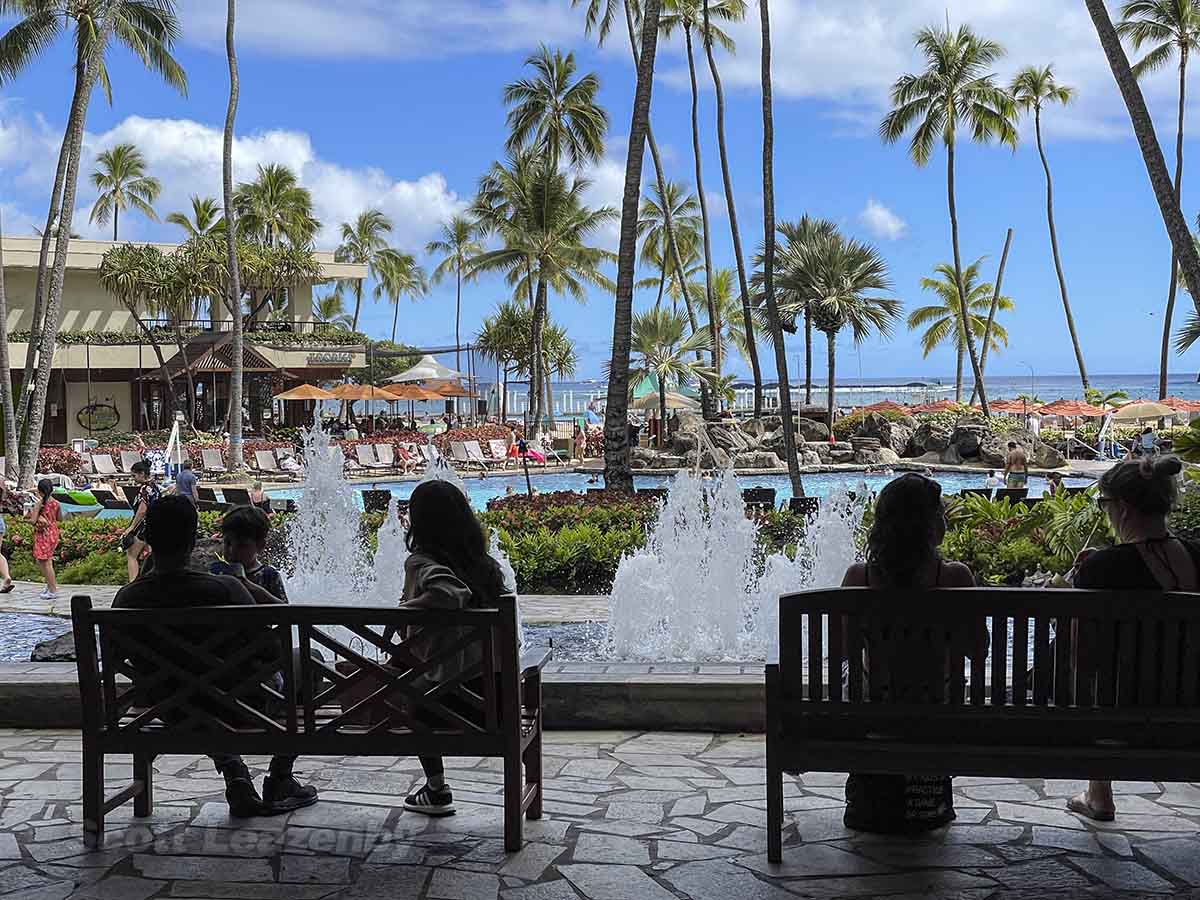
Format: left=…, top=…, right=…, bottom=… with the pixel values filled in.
left=910, top=399, right=961, bottom=413
left=1037, top=399, right=1107, bottom=418
left=1164, top=395, right=1200, bottom=413
left=431, top=380, right=476, bottom=399
left=384, top=384, right=447, bottom=402
left=329, top=383, right=397, bottom=402
left=990, top=399, right=1032, bottom=413
left=274, top=384, right=335, bottom=402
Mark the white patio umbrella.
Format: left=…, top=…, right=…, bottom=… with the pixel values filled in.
left=386, top=355, right=468, bottom=383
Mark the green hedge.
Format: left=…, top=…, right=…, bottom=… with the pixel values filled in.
left=7, top=329, right=367, bottom=348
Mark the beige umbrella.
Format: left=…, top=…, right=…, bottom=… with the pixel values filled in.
left=631, top=391, right=700, bottom=412
left=1112, top=400, right=1177, bottom=422
left=384, top=384, right=446, bottom=401
left=430, top=380, right=476, bottom=399
left=274, top=384, right=335, bottom=402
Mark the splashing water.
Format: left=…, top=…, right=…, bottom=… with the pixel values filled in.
left=369, top=497, right=409, bottom=607
left=285, top=425, right=372, bottom=605
left=606, top=469, right=864, bottom=661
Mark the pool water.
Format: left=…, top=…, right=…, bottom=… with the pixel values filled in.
left=268, top=470, right=1092, bottom=511
left=0, top=613, right=69, bottom=662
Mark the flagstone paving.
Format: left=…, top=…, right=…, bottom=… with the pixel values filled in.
left=0, top=729, right=1196, bottom=899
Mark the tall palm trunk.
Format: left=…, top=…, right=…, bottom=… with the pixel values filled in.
left=824, top=332, right=837, bottom=432
left=1160, top=52, right=1187, bottom=399
left=351, top=282, right=364, bottom=333
left=804, top=306, right=813, bottom=404
left=224, top=0, right=245, bottom=471
left=20, top=21, right=111, bottom=488
left=759, top=0, right=802, bottom=496
left=683, top=27, right=720, bottom=416
left=1030, top=107, right=1088, bottom=394
left=604, top=0, right=662, bottom=492
left=659, top=380, right=668, bottom=449
left=18, top=47, right=88, bottom=447
left=0, top=209, right=17, bottom=480
left=530, top=280, right=548, bottom=431
left=113, top=207, right=119, bottom=242
left=946, top=142, right=990, bottom=418
left=1087, top=0, right=1200, bottom=305
left=702, top=0, right=762, bottom=416
left=954, top=344, right=964, bottom=403
left=391, top=300, right=400, bottom=343
left=970, top=228, right=1014, bottom=406
left=455, top=263, right=463, bottom=374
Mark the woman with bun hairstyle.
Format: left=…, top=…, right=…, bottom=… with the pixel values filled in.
left=1068, top=455, right=1195, bottom=821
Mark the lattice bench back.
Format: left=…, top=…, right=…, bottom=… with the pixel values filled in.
left=72, top=595, right=522, bottom=758
left=776, top=587, right=1200, bottom=749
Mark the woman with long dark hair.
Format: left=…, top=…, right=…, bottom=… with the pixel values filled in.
left=399, top=479, right=507, bottom=817
left=839, top=473, right=977, bottom=833
left=27, top=479, right=61, bottom=600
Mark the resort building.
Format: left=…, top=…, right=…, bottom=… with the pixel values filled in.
left=0, top=236, right=367, bottom=442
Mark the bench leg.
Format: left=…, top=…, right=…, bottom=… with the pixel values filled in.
left=523, top=730, right=543, bottom=820
left=82, top=743, right=104, bottom=848
left=504, top=752, right=523, bottom=853
left=133, top=753, right=155, bottom=817
left=766, top=742, right=784, bottom=864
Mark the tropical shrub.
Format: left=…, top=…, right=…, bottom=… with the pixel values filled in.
left=495, top=523, right=645, bottom=594
left=1169, top=490, right=1200, bottom=540
left=37, top=447, right=84, bottom=478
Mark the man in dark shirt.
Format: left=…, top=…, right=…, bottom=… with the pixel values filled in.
left=113, top=496, right=318, bottom=817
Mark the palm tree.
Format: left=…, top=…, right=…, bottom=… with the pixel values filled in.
left=378, top=251, right=429, bottom=343
left=477, top=301, right=528, bottom=421
left=628, top=306, right=715, bottom=447
left=166, top=195, right=222, bottom=237
left=3, top=0, right=187, bottom=486
left=701, top=0, right=761, bottom=414
left=234, top=163, right=317, bottom=248
left=503, top=45, right=608, bottom=429
left=88, top=142, right=160, bottom=240
left=1085, top=387, right=1131, bottom=408
left=759, top=0, right=802, bottom=498
left=767, top=216, right=838, bottom=404
left=969, top=227, right=1015, bottom=406
left=313, top=288, right=353, bottom=331
left=1117, top=1, right=1200, bottom=398
left=660, top=0, right=743, bottom=394
left=804, top=232, right=903, bottom=430
left=335, top=210, right=400, bottom=332
left=637, top=180, right=701, bottom=307
left=1087, top=0, right=1200, bottom=324
left=223, top=0, right=244, bottom=470
left=908, top=259, right=1012, bottom=402
left=880, top=23, right=1017, bottom=417
left=1010, top=65, right=1089, bottom=394
left=703, top=268, right=767, bottom=374
left=426, top=216, right=483, bottom=374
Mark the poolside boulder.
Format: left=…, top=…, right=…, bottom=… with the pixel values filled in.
left=796, top=418, right=830, bottom=443
left=1033, top=443, right=1067, bottom=469
left=908, top=422, right=952, bottom=456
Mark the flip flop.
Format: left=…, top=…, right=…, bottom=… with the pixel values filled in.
left=1067, top=795, right=1115, bottom=822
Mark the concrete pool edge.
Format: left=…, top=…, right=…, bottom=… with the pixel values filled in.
left=0, top=662, right=767, bottom=732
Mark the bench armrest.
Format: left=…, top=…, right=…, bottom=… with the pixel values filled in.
left=520, top=648, right=552, bottom=678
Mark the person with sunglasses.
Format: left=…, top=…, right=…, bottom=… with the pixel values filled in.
left=1067, top=455, right=1196, bottom=821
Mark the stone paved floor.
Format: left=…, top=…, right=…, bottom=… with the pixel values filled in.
left=0, top=730, right=1196, bottom=898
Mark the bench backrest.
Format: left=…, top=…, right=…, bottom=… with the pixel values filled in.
left=488, top=440, right=508, bottom=459
left=223, top=487, right=252, bottom=505
left=361, top=489, right=392, bottom=513
left=743, top=487, right=776, bottom=506
left=464, top=440, right=487, bottom=461
left=72, top=596, right=521, bottom=748
left=778, top=587, right=1200, bottom=715
left=374, top=444, right=396, bottom=465
left=450, top=441, right=470, bottom=461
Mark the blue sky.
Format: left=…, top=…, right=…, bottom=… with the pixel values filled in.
left=2, top=0, right=1199, bottom=383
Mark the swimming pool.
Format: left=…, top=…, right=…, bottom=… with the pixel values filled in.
left=266, top=470, right=1093, bottom=511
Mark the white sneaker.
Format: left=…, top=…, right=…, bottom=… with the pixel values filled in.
left=39, top=590, right=58, bottom=600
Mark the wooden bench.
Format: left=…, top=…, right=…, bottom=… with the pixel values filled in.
left=766, top=587, right=1200, bottom=862
left=71, top=595, right=548, bottom=851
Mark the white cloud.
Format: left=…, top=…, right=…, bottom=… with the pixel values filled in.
left=0, top=113, right=464, bottom=251
left=178, top=0, right=579, bottom=59
left=656, top=0, right=1184, bottom=141
left=858, top=198, right=908, bottom=242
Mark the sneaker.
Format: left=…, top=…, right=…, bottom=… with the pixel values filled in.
left=403, top=783, right=455, bottom=817
left=39, top=590, right=58, bottom=600
left=262, top=774, right=319, bottom=812
left=226, top=778, right=269, bottom=818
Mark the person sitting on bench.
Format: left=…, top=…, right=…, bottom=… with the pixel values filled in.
left=1068, top=455, right=1199, bottom=822
left=113, top=496, right=319, bottom=818
left=839, top=473, right=979, bottom=833
left=398, top=479, right=509, bottom=817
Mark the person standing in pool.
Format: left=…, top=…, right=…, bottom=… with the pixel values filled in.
left=1003, top=442, right=1028, bottom=490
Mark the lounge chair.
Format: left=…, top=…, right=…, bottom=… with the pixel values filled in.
left=960, top=488, right=993, bottom=499
left=355, top=444, right=390, bottom=472
left=373, top=443, right=407, bottom=474
left=465, top=440, right=504, bottom=470
left=119, top=451, right=144, bottom=474
left=195, top=486, right=231, bottom=514
left=419, top=444, right=441, bottom=467
left=361, top=489, right=392, bottom=513
left=89, top=488, right=131, bottom=511
left=91, top=454, right=125, bottom=480
left=488, top=439, right=515, bottom=469
left=253, top=450, right=299, bottom=481
left=450, top=441, right=486, bottom=471
left=120, top=484, right=142, bottom=507
left=994, top=487, right=1028, bottom=503
left=200, top=449, right=229, bottom=475
left=222, top=487, right=253, bottom=506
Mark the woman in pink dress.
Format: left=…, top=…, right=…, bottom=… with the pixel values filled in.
left=27, top=479, right=60, bottom=600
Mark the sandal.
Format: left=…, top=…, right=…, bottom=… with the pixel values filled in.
left=1067, top=793, right=1115, bottom=822
left=0, top=581, right=13, bottom=594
